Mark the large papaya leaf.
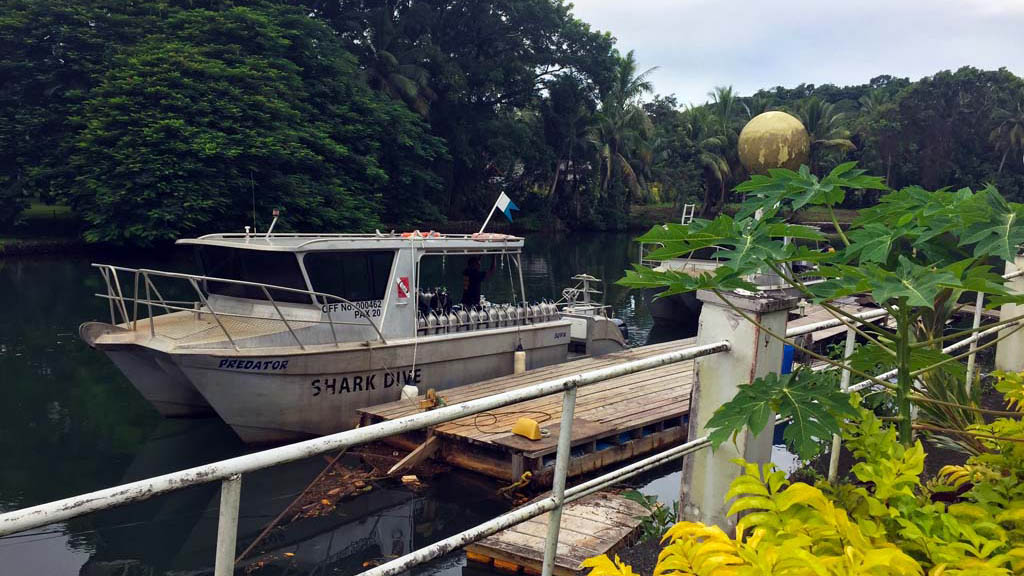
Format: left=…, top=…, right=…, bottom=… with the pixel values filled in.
left=959, top=186, right=1024, bottom=261
left=705, top=370, right=859, bottom=460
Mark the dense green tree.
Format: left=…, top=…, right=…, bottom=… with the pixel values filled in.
left=61, top=2, right=444, bottom=244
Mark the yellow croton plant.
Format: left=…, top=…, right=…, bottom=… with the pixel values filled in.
left=583, top=381, right=1024, bottom=576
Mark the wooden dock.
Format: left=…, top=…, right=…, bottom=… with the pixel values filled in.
left=464, top=491, right=649, bottom=576
left=359, top=338, right=697, bottom=483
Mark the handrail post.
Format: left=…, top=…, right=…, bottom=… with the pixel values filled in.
left=541, top=385, right=577, bottom=576
left=132, top=271, right=140, bottom=330
left=260, top=286, right=305, bottom=350
left=996, top=255, right=1024, bottom=372
left=322, top=295, right=339, bottom=347
left=827, top=325, right=857, bottom=483
left=965, top=290, right=984, bottom=393
left=214, top=474, right=242, bottom=576
left=99, top=267, right=116, bottom=324
left=144, top=272, right=155, bottom=337
left=188, top=278, right=239, bottom=351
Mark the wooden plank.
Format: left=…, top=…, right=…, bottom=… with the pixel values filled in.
left=467, top=493, right=649, bottom=576
left=386, top=435, right=440, bottom=476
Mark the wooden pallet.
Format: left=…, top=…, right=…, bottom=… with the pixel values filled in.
left=359, top=339, right=697, bottom=483
left=465, top=492, right=650, bottom=576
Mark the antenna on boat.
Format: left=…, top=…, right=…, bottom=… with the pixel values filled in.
left=265, top=209, right=280, bottom=239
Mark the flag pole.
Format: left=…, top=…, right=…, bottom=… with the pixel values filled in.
left=478, top=203, right=498, bottom=234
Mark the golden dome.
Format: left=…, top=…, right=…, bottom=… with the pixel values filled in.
left=738, top=111, right=810, bottom=173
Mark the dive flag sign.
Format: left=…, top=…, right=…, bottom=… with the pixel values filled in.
left=397, top=276, right=410, bottom=299
left=495, top=192, right=519, bottom=222
left=478, top=192, right=520, bottom=233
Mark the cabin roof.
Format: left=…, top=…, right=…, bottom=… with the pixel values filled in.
left=176, top=232, right=526, bottom=252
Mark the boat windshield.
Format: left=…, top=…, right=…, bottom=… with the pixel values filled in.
left=196, top=246, right=311, bottom=304
left=303, top=251, right=394, bottom=302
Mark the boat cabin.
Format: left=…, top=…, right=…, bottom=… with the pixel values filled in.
left=175, top=231, right=547, bottom=345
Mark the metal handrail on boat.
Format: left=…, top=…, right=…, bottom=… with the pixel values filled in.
left=91, top=264, right=388, bottom=349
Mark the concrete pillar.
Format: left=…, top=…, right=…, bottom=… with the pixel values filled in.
left=680, top=289, right=798, bottom=531
left=996, top=255, right=1024, bottom=373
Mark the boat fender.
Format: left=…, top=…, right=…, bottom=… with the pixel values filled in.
left=514, top=343, right=526, bottom=374
left=400, top=385, right=419, bottom=401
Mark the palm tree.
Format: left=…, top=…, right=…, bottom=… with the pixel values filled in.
left=708, top=86, right=740, bottom=131
left=588, top=51, right=657, bottom=205
left=684, top=106, right=731, bottom=217
left=797, top=97, right=856, bottom=172
left=990, top=99, right=1024, bottom=174
left=858, top=90, right=889, bottom=114
left=742, top=95, right=771, bottom=119
left=358, top=7, right=436, bottom=118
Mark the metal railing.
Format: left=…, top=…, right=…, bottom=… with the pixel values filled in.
left=7, top=267, right=1023, bottom=575
left=93, top=264, right=389, bottom=349
left=0, top=339, right=731, bottom=576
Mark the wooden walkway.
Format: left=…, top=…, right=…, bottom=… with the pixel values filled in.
left=464, top=492, right=649, bottom=576
left=359, top=338, right=697, bottom=483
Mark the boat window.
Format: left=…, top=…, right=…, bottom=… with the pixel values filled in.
left=304, top=251, right=394, bottom=302
left=197, top=246, right=311, bottom=304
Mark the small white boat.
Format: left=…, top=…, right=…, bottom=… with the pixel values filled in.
left=80, top=230, right=626, bottom=443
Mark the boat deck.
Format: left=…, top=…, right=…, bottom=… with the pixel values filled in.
left=121, top=310, right=317, bottom=348
left=465, top=491, right=649, bottom=576
left=359, top=338, right=697, bottom=482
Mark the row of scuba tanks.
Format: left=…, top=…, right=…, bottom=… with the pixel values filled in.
left=417, top=288, right=560, bottom=335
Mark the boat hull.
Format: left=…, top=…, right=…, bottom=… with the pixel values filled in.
left=81, top=322, right=213, bottom=417
left=175, top=321, right=572, bottom=443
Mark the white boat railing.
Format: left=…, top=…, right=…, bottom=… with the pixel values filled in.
left=0, top=339, right=732, bottom=576
left=92, top=263, right=389, bottom=349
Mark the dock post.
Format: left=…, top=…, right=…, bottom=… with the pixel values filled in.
left=680, top=289, right=798, bottom=531
left=214, top=474, right=243, bottom=576
left=996, top=255, right=1024, bottom=372
left=541, top=385, right=577, bottom=576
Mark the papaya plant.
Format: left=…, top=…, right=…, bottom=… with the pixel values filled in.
left=618, top=163, right=1024, bottom=455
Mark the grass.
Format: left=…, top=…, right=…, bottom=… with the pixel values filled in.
left=22, top=200, right=72, bottom=219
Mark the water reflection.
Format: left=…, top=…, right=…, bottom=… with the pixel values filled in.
left=0, top=233, right=694, bottom=575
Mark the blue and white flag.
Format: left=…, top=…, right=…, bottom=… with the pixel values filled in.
left=495, top=192, right=519, bottom=222
left=479, top=192, right=520, bottom=233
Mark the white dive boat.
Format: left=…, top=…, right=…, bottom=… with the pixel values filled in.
left=80, top=230, right=626, bottom=443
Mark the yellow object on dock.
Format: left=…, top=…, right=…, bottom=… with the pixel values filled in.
left=511, top=417, right=543, bottom=440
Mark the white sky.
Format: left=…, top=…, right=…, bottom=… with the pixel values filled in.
left=569, top=0, right=1024, bottom=105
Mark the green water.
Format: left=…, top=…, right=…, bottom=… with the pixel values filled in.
left=0, top=233, right=692, bottom=576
